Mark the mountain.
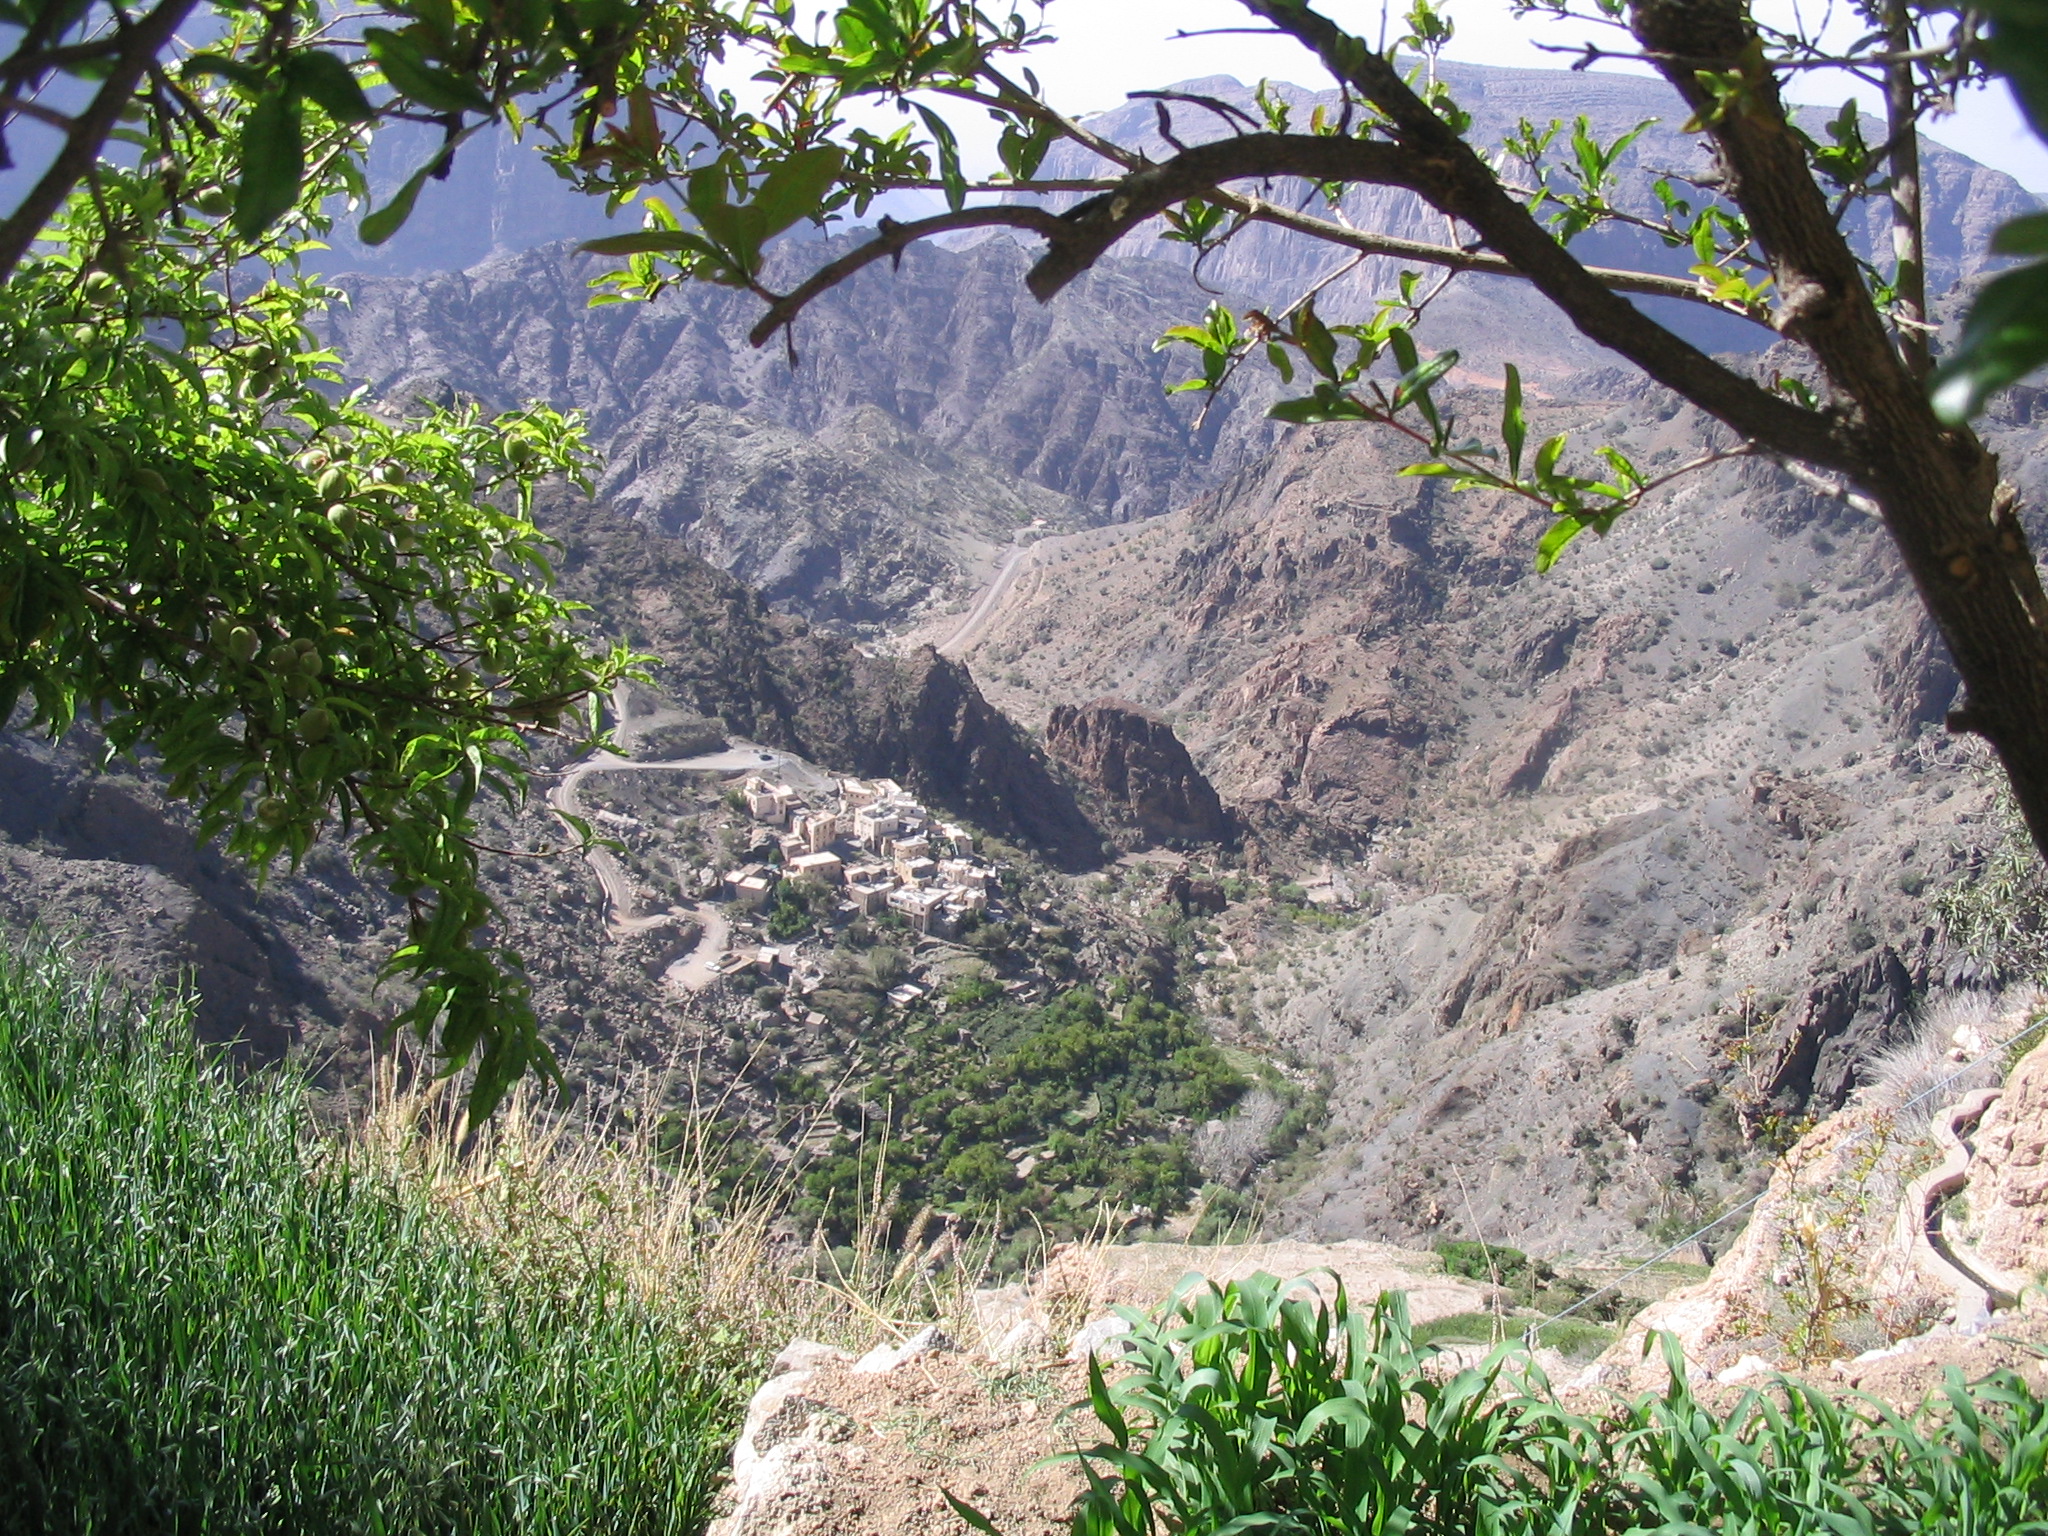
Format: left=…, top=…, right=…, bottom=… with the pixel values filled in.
left=952, top=358, right=2048, bottom=1248
left=318, top=236, right=1290, bottom=630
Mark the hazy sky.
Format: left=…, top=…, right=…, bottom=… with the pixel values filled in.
left=1003, top=0, right=2048, bottom=192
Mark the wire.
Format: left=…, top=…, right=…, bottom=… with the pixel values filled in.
left=1522, top=1007, right=2048, bottom=1348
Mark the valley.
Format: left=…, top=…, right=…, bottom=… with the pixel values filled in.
left=7, top=55, right=2043, bottom=1270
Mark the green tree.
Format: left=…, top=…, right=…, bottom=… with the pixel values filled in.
left=0, top=1, right=658, bottom=1111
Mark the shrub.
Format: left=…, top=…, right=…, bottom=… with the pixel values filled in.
left=0, top=945, right=748, bottom=1535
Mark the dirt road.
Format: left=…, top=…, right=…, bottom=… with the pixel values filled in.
left=547, top=739, right=814, bottom=990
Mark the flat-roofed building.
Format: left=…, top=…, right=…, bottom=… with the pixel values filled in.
left=886, top=885, right=947, bottom=935
left=839, top=778, right=879, bottom=808
left=937, top=858, right=985, bottom=892
left=896, top=855, right=938, bottom=886
left=789, top=850, right=844, bottom=885
left=733, top=872, right=776, bottom=911
left=853, top=808, right=899, bottom=850
left=849, top=879, right=894, bottom=915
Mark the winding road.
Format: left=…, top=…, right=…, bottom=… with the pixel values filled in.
left=548, top=738, right=811, bottom=991
left=938, top=529, right=1044, bottom=658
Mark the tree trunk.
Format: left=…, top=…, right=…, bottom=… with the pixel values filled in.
left=1632, top=0, right=2048, bottom=862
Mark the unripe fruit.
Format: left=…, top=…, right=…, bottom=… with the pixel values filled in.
left=293, top=640, right=323, bottom=677
left=317, top=467, right=351, bottom=500
left=295, top=448, right=330, bottom=474
left=133, top=467, right=168, bottom=496
left=226, top=626, right=259, bottom=664
left=488, top=591, right=521, bottom=621
left=297, top=705, right=335, bottom=743
left=266, top=641, right=298, bottom=671
left=326, top=503, right=360, bottom=535
left=209, top=616, right=232, bottom=650
left=192, top=188, right=232, bottom=217
left=391, top=524, right=418, bottom=553
left=82, top=271, right=121, bottom=303
left=254, top=365, right=287, bottom=395
left=506, top=438, right=536, bottom=467
left=255, top=797, right=290, bottom=827
left=284, top=672, right=312, bottom=700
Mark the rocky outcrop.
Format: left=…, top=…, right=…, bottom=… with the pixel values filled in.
left=1748, top=946, right=1923, bottom=1123
left=1046, top=699, right=1230, bottom=844
left=1958, top=1037, right=2048, bottom=1279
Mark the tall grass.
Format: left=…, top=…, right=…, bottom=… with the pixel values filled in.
left=0, top=944, right=769, bottom=1535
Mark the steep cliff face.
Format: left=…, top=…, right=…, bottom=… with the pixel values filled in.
left=1045, top=699, right=1231, bottom=845
left=961, top=361, right=2048, bottom=1250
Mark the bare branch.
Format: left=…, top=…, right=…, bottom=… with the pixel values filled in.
left=0, top=0, right=199, bottom=283
left=747, top=206, right=1066, bottom=347
left=1222, top=189, right=1726, bottom=307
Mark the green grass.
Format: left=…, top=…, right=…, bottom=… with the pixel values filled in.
left=1012, top=1273, right=2048, bottom=1536
left=0, top=944, right=748, bottom=1535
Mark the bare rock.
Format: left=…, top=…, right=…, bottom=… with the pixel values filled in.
left=1962, top=1039, right=2048, bottom=1279
left=1046, top=698, right=1230, bottom=843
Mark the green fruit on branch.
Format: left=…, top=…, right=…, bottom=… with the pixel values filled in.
left=316, top=467, right=351, bottom=500
left=506, top=438, right=535, bottom=467
left=296, top=705, right=335, bottom=743
left=225, top=626, right=259, bottom=664
left=254, top=797, right=290, bottom=828
left=326, top=503, right=360, bottom=534
left=190, top=188, right=232, bottom=217
left=133, top=467, right=167, bottom=496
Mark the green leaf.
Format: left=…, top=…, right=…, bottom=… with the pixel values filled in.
left=1532, top=432, right=1568, bottom=486
left=1536, top=515, right=1587, bottom=572
left=578, top=230, right=710, bottom=256
left=363, top=29, right=492, bottom=115
left=283, top=50, right=374, bottom=125
left=912, top=104, right=964, bottom=211
left=232, top=90, right=304, bottom=239
left=360, top=157, right=439, bottom=246
left=750, top=145, right=848, bottom=240
left=1391, top=348, right=1458, bottom=411
left=1932, top=257, right=2048, bottom=422
left=1991, top=211, right=2048, bottom=258
left=943, top=1493, right=1005, bottom=1536
left=1501, top=362, right=1526, bottom=477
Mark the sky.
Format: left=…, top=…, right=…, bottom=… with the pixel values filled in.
left=988, top=0, right=2048, bottom=193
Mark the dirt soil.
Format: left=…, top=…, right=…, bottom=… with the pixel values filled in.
left=713, top=1352, right=1093, bottom=1536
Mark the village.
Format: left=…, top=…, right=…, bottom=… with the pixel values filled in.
left=700, top=772, right=1011, bottom=1008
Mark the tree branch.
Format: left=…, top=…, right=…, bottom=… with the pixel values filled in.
left=747, top=205, right=1067, bottom=347
left=1235, top=0, right=1855, bottom=474
left=0, top=0, right=199, bottom=283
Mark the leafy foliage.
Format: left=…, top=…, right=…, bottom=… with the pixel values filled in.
left=1935, top=0, right=2048, bottom=420
left=979, top=1272, right=2048, bottom=1536
left=1, top=26, right=638, bottom=1112
left=1935, top=784, right=2048, bottom=983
